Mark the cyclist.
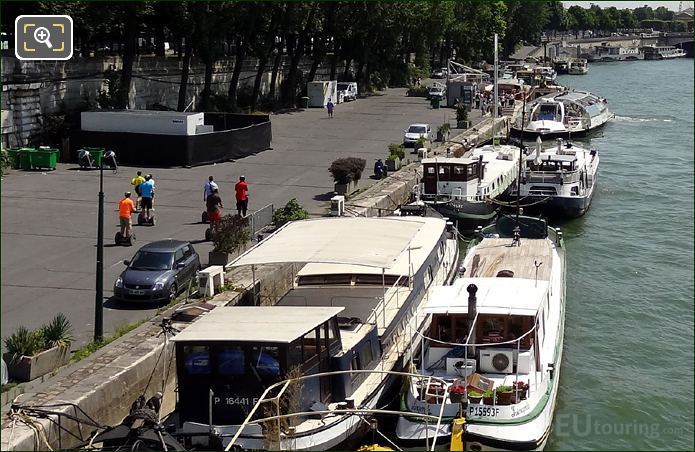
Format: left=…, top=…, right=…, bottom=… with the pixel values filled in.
left=130, top=171, right=145, bottom=210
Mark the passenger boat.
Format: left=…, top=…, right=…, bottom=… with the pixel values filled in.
left=567, top=58, right=588, bottom=75
left=396, top=214, right=566, bottom=450
left=508, top=137, right=599, bottom=218
left=171, top=215, right=459, bottom=450
left=589, top=44, right=644, bottom=62
left=419, top=145, right=520, bottom=224
left=512, top=90, right=613, bottom=138
left=643, top=45, right=687, bottom=60
left=553, top=58, right=569, bottom=75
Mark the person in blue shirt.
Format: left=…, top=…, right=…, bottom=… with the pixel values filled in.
left=139, top=174, right=155, bottom=220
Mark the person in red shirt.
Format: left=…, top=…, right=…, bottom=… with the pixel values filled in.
left=118, top=192, right=135, bottom=239
left=235, top=175, right=249, bottom=217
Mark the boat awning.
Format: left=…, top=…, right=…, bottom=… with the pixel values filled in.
left=172, top=306, right=344, bottom=343
left=424, top=277, right=548, bottom=316
left=230, top=217, right=427, bottom=269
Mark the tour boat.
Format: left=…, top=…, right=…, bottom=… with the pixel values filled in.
left=419, top=145, right=521, bottom=224
left=567, top=58, right=588, bottom=75
left=512, top=90, right=613, bottom=138
left=396, top=214, right=566, bottom=450
left=171, top=215, right=459, bottom=450
left=508, top=137, right=599, bottom=218
left=589, top=44, right=644, bottom=62
left=643, top=45, right=687, bottom=60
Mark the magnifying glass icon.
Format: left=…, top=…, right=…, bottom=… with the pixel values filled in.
left=33, top=27, right=53, bottom=49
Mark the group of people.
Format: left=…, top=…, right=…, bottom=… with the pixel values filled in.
left=117, top=172, right=249, bottom=242
left=474, top=91, right=517, bottom=117
left=118, top=172, right=155, bottom=240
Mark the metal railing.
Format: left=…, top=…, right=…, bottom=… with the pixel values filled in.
left=248, top=203, right=274, bottom=237
left=523, top=170, right=580, bottom=184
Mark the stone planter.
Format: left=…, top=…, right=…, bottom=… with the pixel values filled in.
left=208, top=251, right=230, bottom=267
left=385, top=157, right=400, bottom=172
left=334, top=180, right=359, bottom=197
left=3, top=345, right=70, bottom=382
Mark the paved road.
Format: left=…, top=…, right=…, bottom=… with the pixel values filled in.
left=1, top=87, right=460, bottom=346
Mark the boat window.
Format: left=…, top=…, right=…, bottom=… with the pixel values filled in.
left=424, top=265, right=433, bottom=288
left=359, top=340, right=374, bottom=367
left=438, top=165, right=451, bottom=181
left=354, top=274, right=408, bottom=286
left=218, top=345, right=245, bottom=376
left=467, top=164, right=477, bottom=179
left=326, top=319, right=338, bottom=346
left=250, top=346, right=281, bottom=380
left=350, top=353, right=361, bottom=382
left=297, top=274, right=353, bottom=286
left=302, top=329, right=319, bottom=366
left=452, top=165, right=467, bottom=181
left=288, top=339, right=302, bottom=367
left=424, top=165, right=436, bottom=178
left=183, top=345, right=211, bottom=375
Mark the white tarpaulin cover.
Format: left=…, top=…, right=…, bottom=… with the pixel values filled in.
left=231, top=217, right=426, bottom=269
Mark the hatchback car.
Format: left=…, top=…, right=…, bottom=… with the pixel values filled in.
left=403, top=123, right=432, bottom=147
left=113, top=240, right=201, bottom=303
left=427, top=86, right=446, bottom=101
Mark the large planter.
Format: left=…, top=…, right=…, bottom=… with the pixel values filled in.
left=3, top=345, right=70, bottom=382
left=497, top=390, right=513, bottom=406
left=334, top=180, right=359, bottom=197
left=449, top=392, right=463, bottom=404
left=385, top=157, right=400, bottom=172
left=209, top=251, right=230, bottom=267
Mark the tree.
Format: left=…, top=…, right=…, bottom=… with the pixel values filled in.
left=502, top=0, right=548, bottom=56
left=633, top=5, right=654, bottom=22
left=654, top=6, right=674, bottom=21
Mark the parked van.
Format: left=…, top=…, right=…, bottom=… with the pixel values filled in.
left=337, top=82, right=358, bottom=102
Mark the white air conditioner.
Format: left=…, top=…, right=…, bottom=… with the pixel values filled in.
left=479, top=348, right=514, bottom=374
left=446, top=358, right=476, bottom=377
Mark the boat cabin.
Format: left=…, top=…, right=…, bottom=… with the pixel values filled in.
left=528, top=153, right=578, bottom=172
left=173, top=306, right=345, bottom=426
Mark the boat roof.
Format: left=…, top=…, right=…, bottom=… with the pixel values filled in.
left=541, top=154, right=577, bottom=163
left=424, top=277, right=547, bottom=316
left=171, top=306, right=344, bottom=343
left=231, top=217, right=443, bottom=270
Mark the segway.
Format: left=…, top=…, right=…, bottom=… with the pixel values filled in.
left=137, top=211, right=156, bottom=226
left=201, top=211, right=209, bottom=224
left=115, top=231, right=135, bottom=246
left=205, top=227, right=213, bottom=241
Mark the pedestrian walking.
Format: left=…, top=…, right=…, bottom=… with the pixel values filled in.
left=327, top=99, right=335, bottom=118
left=235, top=175, right=249, bottom=217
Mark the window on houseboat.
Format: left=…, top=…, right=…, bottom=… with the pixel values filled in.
left=359, top=340, right=374, bottom=367
left=297, top=274, right=353, bottom=286
left=350, top=353, right=360, bottom=382
left=302, top=329, right=319, bottom=367
left=218, top=345, right=245, bottom=376
left=250, top=345, right=281, bottom=380
left=425, top=166, right=436, bottom=177
left=354, top=274, right=408, bottom=286
left=184, top=345, right=211, bottom=375
left=438, top=165, right=451, bottom=180
left=467, top=165, right=477, bottom=179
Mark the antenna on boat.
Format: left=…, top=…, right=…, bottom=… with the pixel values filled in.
left=516, top=91, right=527, bottom=222
left=534, top=260, right=543, bottom=287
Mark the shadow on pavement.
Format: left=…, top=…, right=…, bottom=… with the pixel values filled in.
left=312, top=191, right=336, bottom=201
left=103, top=296, right=163, bottom=311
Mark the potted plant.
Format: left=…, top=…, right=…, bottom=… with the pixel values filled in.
left=448, top=380, right=466, bottom=404
left=513, top=380, right=529, bottom=402
left=482, top=388, right=496, bottom=405
left=436, top=123, right=451, bottom=142
left=468, top=390, right=483, bottom=404
left=385, top=144, right=404, bottom=172
left=329, top=157, right=366, bottom=196
left=272, top=198, right=309, bottom=228
left=209, top=214, right=251, bottom=266
left=496, top=385, right=514, bottom=405
left=3, top=314, right=73, bottom=382
left=456, top=103, right=471, bottom=129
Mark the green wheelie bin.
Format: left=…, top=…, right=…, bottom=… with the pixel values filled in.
left=6, top=149, right=21, bottom=169
left=31, top=147, right=59, bottom=170
left=85, top=147, right=105, bottom=167
left=18, top=147, right=37, bottom=170
left=431, top=97, right=441, bottom=109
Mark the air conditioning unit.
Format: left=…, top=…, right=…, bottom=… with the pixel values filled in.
left=330, top=195, right=345, bottom=216
left=479, top=348, right=514, bottom=374
left=446, top=358, right=476, bottom=377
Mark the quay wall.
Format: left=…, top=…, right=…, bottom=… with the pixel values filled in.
left=1, top=55, right=345, bottom=150
left=0, top=115, right=508, bottom=451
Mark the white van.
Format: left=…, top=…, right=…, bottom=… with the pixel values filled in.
left=337, top=82, right=358, bottom=102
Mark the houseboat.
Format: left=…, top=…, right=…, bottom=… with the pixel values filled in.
left=508, top=137, right=599, bottom=218
left=419, top=145, right=520, bottom=225
left=642, top=45, right=687, bottom=60
left=396, top=214, right=566, bottom=450
left=567, top=58, right=589, bottom=75
left=512, top=90, right=613, bottom=138
left=589, top=43, right=644, bottom=61
left=172, top=215, right=459, bottom=450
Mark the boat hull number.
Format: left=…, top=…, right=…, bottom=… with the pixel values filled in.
left=467, top=406, right=500, bottom=418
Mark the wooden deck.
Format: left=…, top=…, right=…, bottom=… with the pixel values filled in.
left=467, top=237, right=553, bottom=280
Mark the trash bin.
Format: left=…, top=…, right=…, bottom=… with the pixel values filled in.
left=18, top=147, right=36, bottom=170
left=431, top=98, right=441, bottom=109
left=6, top=149, right=21, bottom=169
left=85, top=147, right=105, bottom=167
left=31, top=147, right=59, bottom=170
left=301, top=96, right=310, bottom=108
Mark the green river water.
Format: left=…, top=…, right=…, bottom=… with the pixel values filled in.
left=545, top=59, right=694, bottom=450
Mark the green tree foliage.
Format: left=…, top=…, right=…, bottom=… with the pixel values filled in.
left=272, top=198, right=309, bottom=227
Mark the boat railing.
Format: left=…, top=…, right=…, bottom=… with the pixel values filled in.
left=224, top=369, right=448, bottom=451
left=366, top=273, right=411, bottom=330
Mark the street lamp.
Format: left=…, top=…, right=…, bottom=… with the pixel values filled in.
left=94, top=150, right=117, bottom=342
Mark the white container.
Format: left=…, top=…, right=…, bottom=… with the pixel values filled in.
left=81, top=111, right=205, bottom=136
left=330, top=195, right=345, bottom=216
left=307, top=81, right=338, bottom=107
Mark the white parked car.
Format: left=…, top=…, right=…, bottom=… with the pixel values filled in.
left=427, top=86, right=446, bottom=101
left=403, top=123, right=432, bottom=147
left=337, top=82, right=358, bottom=102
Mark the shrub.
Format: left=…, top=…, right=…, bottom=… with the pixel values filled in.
left=387, top=143, right=405, bottom=161
left=456, top=103, right=469, bottom=122
left=0, top=149, right=11, bottom=176
left=41, top=313, right=73, bottom=348
left=272, top=198, right=309, bottom=227
left=416, top=137, right=427, bottom=149
left=212, top=214, right=251, bottom=255
left=346, top=157, right=366, bottom=181
left=329, top=157, right=366, bottom=184
left=406, top=86, right=429, bottom=97
left=438, top=123, right=451, bottom=134
left=3, top=327, right=45, bottom=359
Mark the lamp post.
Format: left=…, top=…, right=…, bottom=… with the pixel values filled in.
left=94, top=150, right=117, bottom=342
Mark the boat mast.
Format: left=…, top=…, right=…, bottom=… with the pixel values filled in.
left=493, top=33, right=498, bottom=148
left=516, top=95, right=526, bottom=222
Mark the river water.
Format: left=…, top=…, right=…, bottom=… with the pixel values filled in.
left=546, top=59, right=694, bottom=450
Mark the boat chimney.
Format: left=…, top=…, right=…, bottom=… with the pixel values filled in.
left=467, top=284, right=478, bottom=325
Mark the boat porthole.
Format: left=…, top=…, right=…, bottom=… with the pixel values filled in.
left=470, top=444, right=483, bottom=451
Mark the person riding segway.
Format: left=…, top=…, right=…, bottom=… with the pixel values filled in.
left=202, top=176, right=218, bottom=223
left=115, top=192, right=136, bottom=246
left=137, top=174, right=156, bottom=226
left=131, top=171, right=145, bottom=211
left=204, top=188, right=223, bottom=241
